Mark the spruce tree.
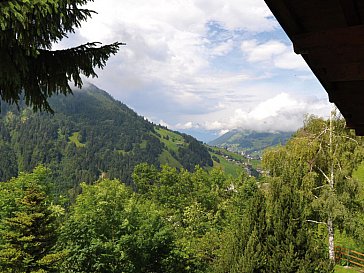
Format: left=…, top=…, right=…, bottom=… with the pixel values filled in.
left=0, top=0, right=123, bottom=112
left=212, top=178, right=268, bottom=273
left=234, top=186, right=268, bottom=273
left=265, top=178, right=332, bottom=273
left=0, top=168, right=63, bottom=272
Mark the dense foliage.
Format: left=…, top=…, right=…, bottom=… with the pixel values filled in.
left=0, top=160, right=344, bottom=272
left=0, top=96, right=362, bottom=273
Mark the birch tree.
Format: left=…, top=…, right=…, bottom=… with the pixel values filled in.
left=263, top=110, right=364, bottom=263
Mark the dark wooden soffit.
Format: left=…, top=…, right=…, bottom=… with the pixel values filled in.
left=264, top=0, right=364, bottom=135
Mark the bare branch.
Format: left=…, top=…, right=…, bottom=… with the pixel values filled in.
left=306, top=219, right=327, bottom=225
left=317, top=166, right=331, bottom=184
left=337, top=135, right=358, bottom=144
left=312, top=185, right=325, bottom=191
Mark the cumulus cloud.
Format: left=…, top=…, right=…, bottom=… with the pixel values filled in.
left=241, top=39, right=308, bottom=70
left=73, top=0, right=278, bottom=91
left=158, top=120, right=170, bottom=128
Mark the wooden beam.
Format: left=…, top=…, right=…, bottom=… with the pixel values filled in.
left=293, top=25, right=364, bottom=54
left=327, top=87, right=364, bottom=130
left=301, top=47, right=364, bottom=66
left=311, top=63, right=364, bottom=82
left=355, top=127, right=364, bottom=136
left=338, top=0, right=361, bottom=26
left=264, top=0, right=304, bottom=36
left=327, top=81, right=364, bottom=101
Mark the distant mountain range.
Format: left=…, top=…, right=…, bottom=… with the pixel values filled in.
left=209, top=129, right=293, bottom=157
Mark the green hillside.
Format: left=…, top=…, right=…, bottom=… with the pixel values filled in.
left=207, top=146, right=261, bottom=177
left=0, top=84, right=213, bottom=193
left=209, top=129, right=293, bottom=157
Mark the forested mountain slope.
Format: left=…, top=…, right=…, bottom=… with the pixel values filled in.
left=0, top=84, right=212, bottom=193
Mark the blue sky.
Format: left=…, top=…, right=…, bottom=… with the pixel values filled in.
left=55, top=0, right=333, bottom=142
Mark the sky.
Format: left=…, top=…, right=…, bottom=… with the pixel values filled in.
left=55, top=0, right=333, bottom=142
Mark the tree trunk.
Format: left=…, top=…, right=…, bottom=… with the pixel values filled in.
left=328, top=109, right=335, bottom=263
left=328, top=217, right=335, bottom=262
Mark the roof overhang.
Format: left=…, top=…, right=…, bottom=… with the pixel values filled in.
left=264, top=0, right=364, bottom=135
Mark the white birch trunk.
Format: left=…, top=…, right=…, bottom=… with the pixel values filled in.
left=328, top=217, right=335, bottom=262
left=328, top=110, right=335, bottom=263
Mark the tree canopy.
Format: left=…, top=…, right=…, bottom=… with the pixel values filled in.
left=0, top=0, right=123, bottom=112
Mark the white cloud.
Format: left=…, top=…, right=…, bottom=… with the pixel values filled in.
left=194, top=0, right=277, bottom=31
left=211, top=39, right=234, bottom=56
left=218, top=129, right=230, bottom=136
left=158, top=120, right=170, bottom=127
left=175, top=121, right=198, bottom=130
left=248, top=93, right=304, bottom=120
left=54, top=0, right=329, bottom=140
left=241, top=39, right=308, bottom=70
left=274, top=51, right=308, bottom=70
left=241, top=40, right=286, bottom=62
left=183, top=93, right=333, bottom=132
left=76, top=0, right=278, bottom=88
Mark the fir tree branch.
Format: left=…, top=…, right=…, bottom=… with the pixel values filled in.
left=0, top=41, right=125, bottom=112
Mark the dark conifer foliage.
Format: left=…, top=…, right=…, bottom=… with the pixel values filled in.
left=0, top=0, right=123, bottom=112
left=0, top=167, right=64, bottom=272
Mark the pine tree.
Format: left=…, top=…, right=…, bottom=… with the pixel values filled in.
left=0, top=0, right=124, bottom=112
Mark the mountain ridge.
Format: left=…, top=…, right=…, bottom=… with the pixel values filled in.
left=0, top=84, right=213, bottom=193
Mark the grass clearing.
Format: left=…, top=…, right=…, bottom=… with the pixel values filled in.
left=210, top=153, right=244, bottom=177
left=159, top=150, right=183, bottom=169
left=140, top=140, right=148, bottom=149
left=335, top=265, right=362, bottom=272
left=68, top=132, right=86, bottom=148
left=155, top=127, right=185, bottom=153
